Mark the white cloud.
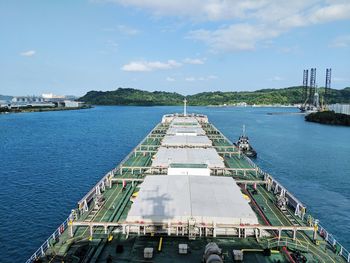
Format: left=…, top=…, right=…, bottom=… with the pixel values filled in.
left=103, top=24, right=140, bottom=35
left=121, top=62, right=151, bottom=72
left=278, top=46, right=299, bottom=53
left=330, top=35, right=350, bottom=48
left=188, top=2, right=350, bottom=52
left=121, top=57, right=206, bottom=72
left=186, top=2, right=350, bottom=52
left=121, top=60, right=181, bottom=72
left=309, top=3, right=350, bottom=24
left=20, top=50, right=36, bottom=57
left=101, top=1, right=350, bottom=52
left=166, top=77, right=175, bottom=81
left=106, top=40, right=118, bottom=47
left=185, top=75, right=218, bottom=81
left=100, top=0, right=266, bottom=21
left=100, top=1, right=350, bottom=24
left=207, top=75, right=218, bottom=80
left=276, top=2, right=350, bottom=28
left=189, top=24, right=280, bottom=51
left=183, top=57, right=205, bottom=64
left=104, top=40, right=118, bottom=53
left=333, top=77, right=349, bottom=82
left=116, top=24, right=140, bottom=35
left=277, top=14, right=307, bottom=29
left=268, top=76, right=284, bottom=81
left=185, top=77, right=196, bottom=82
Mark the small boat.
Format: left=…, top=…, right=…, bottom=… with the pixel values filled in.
left=300, top=102, right=319, bottom=114
left=235, top=125, right=257, bottom=158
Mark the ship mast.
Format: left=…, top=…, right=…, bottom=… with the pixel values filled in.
left=183, top=98, right=187, bottom=116
left=243, top=124, right=246, bottom=137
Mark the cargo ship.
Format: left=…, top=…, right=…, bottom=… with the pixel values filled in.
left=27, top=104, right=349, bottom=263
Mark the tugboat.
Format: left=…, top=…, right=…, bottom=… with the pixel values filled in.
left=236, top=125, right=257, bottom=158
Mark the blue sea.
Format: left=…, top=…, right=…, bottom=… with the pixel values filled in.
left=0, top=106, right=349, bottom=262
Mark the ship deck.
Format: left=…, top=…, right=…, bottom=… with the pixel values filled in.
left=30, top=114, right=348, bottom=263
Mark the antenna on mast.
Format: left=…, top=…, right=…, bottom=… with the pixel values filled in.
left=183, top=98, right=187, bottom=116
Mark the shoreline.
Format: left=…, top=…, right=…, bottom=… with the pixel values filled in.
left=0, top=105, right=92, bottom=114
left=305, top=111, right=350, bottom=126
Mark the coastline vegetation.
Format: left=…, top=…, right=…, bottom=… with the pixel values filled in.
left=305, top=111, right=350, bottom=126
left=79, top=89, right=183, bottom=106
left=79, top=87, right=350, bottom=106
left=0, top=105, right=91, bottom=114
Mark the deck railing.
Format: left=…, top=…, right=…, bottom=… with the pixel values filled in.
left=208, top=122, right=308, bottom=218
left=254, top=160, right=350, bottom=262
left=267, top=237, right=310, bottom=252
left=210, top=121, right=350, bottom=262
left=25, top=214, right=72, bottom=263
left=309, top=216, right=350, bottom=262
left=76, top=123, right=162, bottom=213
left=26, top=120, right=350, bottom=263
left=253, top=163, right=350, bottom=262
left=25, top=123, right=165, bottom=263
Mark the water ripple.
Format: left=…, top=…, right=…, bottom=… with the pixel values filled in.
left=0, top=106, right=349, bottom=262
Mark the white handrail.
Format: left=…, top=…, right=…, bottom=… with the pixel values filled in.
left=26, top=120, right=350, bottom=263
left=26, top=123, right=167, bottom=263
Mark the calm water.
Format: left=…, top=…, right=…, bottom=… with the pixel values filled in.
left=0, top=106, right=349, bottom=262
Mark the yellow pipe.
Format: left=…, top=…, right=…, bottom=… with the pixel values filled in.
left=158, top=237, right=163, bottom=252
left=241, top=249, right=280, bottom=254
left=241, top=249, right=263, bottom=252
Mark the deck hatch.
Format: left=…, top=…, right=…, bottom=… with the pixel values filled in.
left=126, top=175, right=259, bottom=225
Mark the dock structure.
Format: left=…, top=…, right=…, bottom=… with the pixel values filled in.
left=27, top=112, right=350, bottom=263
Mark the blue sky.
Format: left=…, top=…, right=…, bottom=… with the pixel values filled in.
left=1, top=0, right=350, bottom=96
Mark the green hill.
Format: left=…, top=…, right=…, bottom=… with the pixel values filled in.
left=79, top=88, right=184, bottom=106
left=79, top=87, right=350, bottom=106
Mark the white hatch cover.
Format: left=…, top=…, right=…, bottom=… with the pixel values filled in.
left=126, top=175, right=259, bottom=225
left=161, top=135, right=212, bottom=147
left=151, top=147, right=224, bottom=169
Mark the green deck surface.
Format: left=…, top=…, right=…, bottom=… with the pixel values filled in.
left=169, top=163, right=208, bottom=168
left=225, top=155, right=254, bottom=169
left=39, top=119, right=347, bottom=263
left=122, top=154, right=151, bottom=167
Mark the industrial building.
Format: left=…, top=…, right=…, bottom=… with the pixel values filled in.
left=329, top=104, right=350, bottom=115
left=1, top=94, right=85, bottom=110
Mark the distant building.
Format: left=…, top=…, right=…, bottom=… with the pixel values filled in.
left=42, top=93, right=65, bottom=99
left=329, top=104, right=350, bottom=115
left=9, top=96, right=53, bottom=108
left=64, top=100, right=84, bottom=108
left=64, top=95, right=78, bottom=100
left=12, top=96, right=45, bottom=103
left=236, top=102, right=247, bottom=107
left=0, top=100, right=10, bottom=108
left=5, top=94, right=83, bottom=109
